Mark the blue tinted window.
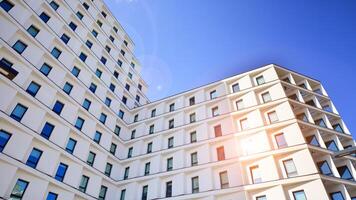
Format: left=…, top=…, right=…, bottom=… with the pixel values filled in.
left=26, top=81, right=41, bottom=96
left=114, top=125, right=121, bottom=136
left=99, top=113, right=107, bottom=124
left=326, top=140, right=339, bottom=152
left=317, top=161, right=333, bottom=176
left=46, top=192, right=58, bottom=200
left=101, top=57, right=107, bottom=65
left=41, top=122, right=54, bottom=139
left=117, top=59, right=123, bottom=66
left=66, top=138, right=76, bottom=154
left=79, top=175, right=89, bottom=192
left=86, top=40, right=93, bottom=48
left=118, top=110, right=124, bottom=119
left=63, top=82, right=73, bottom=94
left=52, top=101, right=64, bottom=115
left=51, top=47, right=61, bottom=59
left=40, top=63, right=52, bottom=76
left=83, top=2, right=89, bottom=9
left=94, top=131, right=102, bottom=143
left=82, top=99, right=91, bottom=110
left=76, top=11, right=83, bottom=19
left=69, top=22, right=77, bottom=31
left=12, top=40, right=27, bottom=54
left=10, top=179, right=29, bottom=199
left=87, top=151, right=95, bottom=166
left=75, top=117, right=84, bottom=130
left=10, top=103, right=28, bottom=122
left=92, top=30, right=98, bottom=37
left=0, top=0, right=14, bottom=12
left=110, top=83, right=115, bottom=92
left=26, top=148, right=42, bottom=168
left=89, top=83, right=97, bottom=93
left=49, top=1, right=59, bottom=10
left=95, top=69, right=102, bottom=78
left=61, top=33, right=70, bottom=44
left=338, top=166, right=354, bottom=180
left=105, top=97, right=111, bottom=107
left=39, top=12, right=50, bottom=23
left=55, top=162, right=68, bottom=182
left=99, top=185, right=107, bottom=200
left=293, top=190, right=307, bottom=200
left=79, top=52, right=87, bottom=62
left=71, top=66, right=80, bottom=77
left=27, top=25, right=39, bottom=37
left=331, top=192, right=345, bottom=200
left=0, top=130, right=11, bottom=152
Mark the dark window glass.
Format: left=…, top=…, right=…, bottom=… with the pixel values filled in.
left=82, top=98, right=91, bottom=110
left=26, top=148, right=42, bottom=168
left=147, top=142, right=152, bottom=153
left=109, top=35, right=115, bottom=42
left=0, top=0, right=14, bottom=12
left=82, top=2, right=89, bottom=10
left=12, top=40, right=27, bottom=54
left=72, top=66, right=80, bottom=77
left=124, top=40, right=128, bottom=46
left=113, top=26, right=118, bottom=33
left=89, top=83, right=96, bottom=93
left=79, top=52, right=87, bottom=62
left=39, top=12, right=50, bottom=23
left=52, top=101, right=64, bottom=115
left=142, top=185, right=148, bottom=200
left=169, top=119, right=174, bottom=129
left=110, top=83, right=116, bottom=92
left=127, top=147, right=133, bottom=158
left=94, top=131, right=102, bottom=143
left=99, top=185, right=107, bottom=200
left=337, top=166, right=354, bottom=180
left=49, top=1, right=59, bottom=10
left=10, top=179, right=29, bottom=199
left=51, top=47, right=61, bottom=59
left=40, top=63, right=52, bottom=76
left=117, top=59, right=123, bottom=66
left=87, top=151, right=96, bottom=166
left=76, top=11, right=83, bottom=20
left=169, top=103, right=175, bottom=112
left=0, top=130, right=12, bottom=152
left=78, top=175, right=89, bottom=192
left=10, top=103, right=28, bottom=122
left=99, top=113, right=107, bottom=124
left=61, top=33, right=70, bottom=44
left=27, top=25, right=39, bottom=37
left=54, top=162, right=68, bottom=182
left=46, top=192, right=58, bottom=200
left=190, top=131, right=197, bottom=143
left=26, top=81, right=41, bottom=96
left=120, top=189, right=126, bottom=200
left=41, top=122, right=55, bottom=139
left=125, top=84, right=130, bottom=91
left=105, top=97, right=111, bottom=107
left=118, top=110, right=124, bottom=119
left=151, top=109, right=156, bottom=117
left=120, top=49, right=125, bottom=56
left=122, top=96, right=127, bottom=104
left=69, top=21, right=77, bottom=31
left=168, top=137, right=174, bottom=148
left=92, top=30, right=98, bottom=37
left=124, top=167, right=129, bottom=179
left=63, top=82, right=73, bottom=94
left=66, top=138, right=76, bottom=154
left=0, top=58, right=18, bottom=80
left=167, top=157, right=173, bottom=171
left=114, top=125, right=121, bottom=136
left=101, top=56, right=107, bottom=65
left=114, top=71, right=119, bottom=78
left=75, top=117, right=84, bottom=130
left=110, top=143, right=117, bottom=155
left=191, top=176, right=199, bottom=193
left=166, top=181, right=172, bottom=197
left=144, top=162, right=150, bottom=175
left=86, top=40, right=93, bottom=48
left=191, top=152, right=198, bottom=166
left=330, top=192, right=344, bottom=200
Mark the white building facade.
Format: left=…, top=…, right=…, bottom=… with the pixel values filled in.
left=0, top=0, right=355, bottom=199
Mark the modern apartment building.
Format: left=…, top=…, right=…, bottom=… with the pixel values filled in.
left=0, top=0, right=355, bottom=200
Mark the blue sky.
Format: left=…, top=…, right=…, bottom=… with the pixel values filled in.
left=104, top=0, right=356, bottom=136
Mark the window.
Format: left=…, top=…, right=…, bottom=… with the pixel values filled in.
left=122, top=96, right=127, bottom=104
left=79, top=52, right=87, bottom=62
left=120, top=189, right=126, bottom=200
left=110, top=143, right=117, bottom=155
left=49, top=1, right=59, bottom=10
left=261, top=92, right=271, bottom=103
left=66, top=138, right=76, bottom=154
left=10, top=103, right=28, bottom=122
left=114, top=71, right=119, bottom=78
left=240, top=118, right=248, bottom=130
left=69, top=22, right=77, bottom=31
left=76, top=11, right=83, bottom=19
left=105, top=163, right=112, bottom=176
left=87, top=151, right=96, bottom=166
left=305, top=99, right=316, bottom=107
left=142, top=185, right=148, bottom=200
left=191, top=152, right=198, bottom=166
left=82, top=2, right=89, bottom=9
left=127, top=147, right=133, bottom=158
left=105, top=97, right=111, bottom=107
left=99, top=185, right=107, bottom=200
left=125, top=84, right=130, bottom=91
left=99, top=113, right=107, bottom=124
left=0, top=58, right=18, bottom=80
left=55, top=162, right=68, bottom=182
left=169, top=119, right=174, bottom=129
left=167, top=157, right=173, bottom=171
left=217, top=146, right=225, bottom=161
left=75, top=117, right=84, bottom=130
left=315, top=118, right=327, bottom=128
left=26, top=148, right=42, bottom=168
left=41, top=122, right=54, bottom=139
left=97, top=20, right=103, bottom=27
left=113, top=26, right=118, bottom=33
left=63, top=82, right=73, bottom=94
left=232, top=83, right=240, bottom=92
left=166, top=181, right=172, bottom=197
left=0, top=0, right=14, bottom=12
left=51, top=47, right=61, bottom=59
left=93, top=131, right=102, bottom=143
left=27, top=25, right=39, bottom=37
left=117, top=59, right=123, bottom=66
left=189, top=97, right=195, bottom=106
left=210, top=90, right=217, bottom=99
left=101, top=57, right=107, bottom=65
left=71, top=66, right=80, bottom=77
left=101, top=11, right=107, bottom=17
left=151, top=109, right=156, bottom=117
left=256, top=196, right=267, bottom=200
left=39, top=12, right=50, bottom=23
left=52, top=100, right=64, bottom=115
left=317, top=160, right=333, bottom=176
left=78, top=175, right=89, bottom=192
left=149, top=124, right=154, bottom=134
left=40, top=63, right=52, bottom=76
left=299, top=83, right=307, bottom=89
left=169, top=103, right=175, bottom=112
left=26, top=81, right=41, bottom=96
left=333, top=123, right=344, bottom=133
left=168, top=137, right=174, bottom=148
left=61, top=33, right=70, bottom=44
left=250, top=165, right=262, bottom=183
left=86, top=40, right=93, bottom=48
left=283, top=159, right=298, bottom=178
left=268, top=111, right=279, bottom=123
left=337, top=166, right=353, bottom=180
left=214, top=125, right=222, bottom=137
left=236, top=99, right=244, bottom=110
left=144, top=162, right=150, bottom=175
left=147, top=142, right=152, bottom=153
left=191, top=176, right=199, bottom=193
left=114, top=125, right=121, bottom=136
left=219, top=171, right=229, bottom=189
left=118, top=110, right=124, bottom=119
left=256, top=75, right=265, bottom=85
left=12, top=40, right=27, bottom=54
left=105, top=45, right=111, bottom=53
left=82, top=99, right=91, bottom=110
left=190, top=113, right=196, bottom=123
left=109, top=83, right=116, bottom=92
left=275, top=133, right=287, bottom=148
left=306, top=135, right=320, bottom=146
left=330, top=191, right=345, bottom=200
left=46, top=192, right=58, bottom=200
left=92, top=29, right=98, bottom=37
left=293, top=190, right=307, bottom=200
left=212, top=106, right=219, bottom=116
left=124, top=40, right=129, bottom=46
left=136, top=95, right=140, bottom=102
left=297, top=113, right=308, bottom=122
left=0, top=130, right=11, bottom=152
left=120, top=49, right=125, bottom=56
left=89, top=83, right=97, bottom=93
left=138, top=84, right=142, bottom=90
left=131, top=130, right=136, bottom=139
left=128, top=72, right=133, bottom=79
left=325, top=140, right=339, bottom=152
left=124, top=167, right=129, bottom=179
left=190, top=131, right=197, bottom=143
left=10, top=179, right=29, bottom=199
